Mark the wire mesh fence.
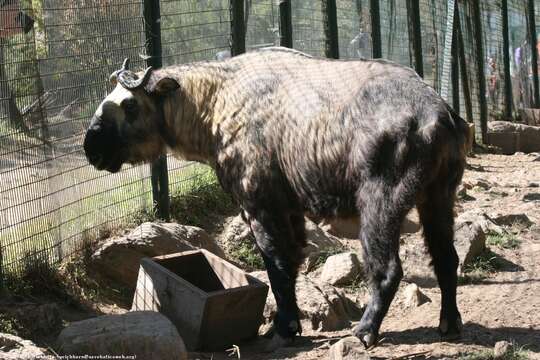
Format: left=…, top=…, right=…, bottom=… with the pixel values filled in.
left=1, top=0, right=539, bottom=282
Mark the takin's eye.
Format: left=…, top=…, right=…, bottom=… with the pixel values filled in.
left=121, top=98, right=139, bottom=121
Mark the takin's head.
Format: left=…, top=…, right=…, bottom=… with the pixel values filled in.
left=84, top=59, right=179, bottom=173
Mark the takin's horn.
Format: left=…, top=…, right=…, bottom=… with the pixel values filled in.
left=109, top=58, right=131, bottom=85
left=117, top=67, right=153, bottom=90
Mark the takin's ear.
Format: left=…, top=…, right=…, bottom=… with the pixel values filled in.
left=148, top=77, right=180, bottom=95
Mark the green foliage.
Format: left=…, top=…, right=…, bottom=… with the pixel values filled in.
left=486, top=232, right=521, bottom=250
left=0, top=314, right=23, bottom=337
left=229, top=241, right=265, bottom=271
left=169, top=167, right=236, bottom=228
left=460, top=249, right=504, bottom=284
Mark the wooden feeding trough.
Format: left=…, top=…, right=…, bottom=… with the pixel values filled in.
left=132, top=249, right=269, bottom=350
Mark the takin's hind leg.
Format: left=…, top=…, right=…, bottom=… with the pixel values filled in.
left=352, top=180, right=412, bottom=348
left=417, top=188, right=462, bottom=339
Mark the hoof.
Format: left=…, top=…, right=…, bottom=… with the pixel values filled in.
left=438, top=315, right=463, bottom=340
left=353, top=325, right=378, bottom=349
left=263, top=333, right=294, bottom=352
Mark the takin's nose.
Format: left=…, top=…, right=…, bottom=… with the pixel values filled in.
left=16, top=11, right=34, bottom=34
left=84, top=119, right=105, bottom=169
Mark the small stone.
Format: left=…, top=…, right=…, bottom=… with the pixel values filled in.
left=403, top=283, right=431, bottom=308
left=528, top=182, right=539, bottom=188
left=493, top=213, right=533, bottom=228
left=493, top=340, right=511, bottom=359
left=475, top=180, right=491, bottom=190
left=454, top=220, right=486, bottom=271
left=320, top=252, right=362, bottom=286
left=328, top=336, right=371, bottom=360
left=523, top=193, right=540, bottom=202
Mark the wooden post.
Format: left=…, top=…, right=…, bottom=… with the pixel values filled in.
left=456, top=5, right=473, bottom=124
left=144, top=0, right=170, bottom=220
left=370, top=0, right=382, bottom=58
left=279, top=0, right=293, bottom=48
left=231, top=0, right=246, bottom=56
left=528, top=0, right=539, bottom=107
left=501, top=0, right=513, bottom=118
left=322, top=0, right=339, bottom=59
left=406, top=0, right=423, bottom=77
left=471, top=0, right=488, bottom=143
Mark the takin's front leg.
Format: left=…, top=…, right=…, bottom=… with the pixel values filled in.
left=245, top=209, right=306, bottom=351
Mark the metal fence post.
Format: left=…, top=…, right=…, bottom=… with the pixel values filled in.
left=471, top=0, right=488, bottom=143
left=528, top=0, right=539, bottom=108
left=144, top=0, right=170, bottom=220
left=451, top=3, right=459, bottom=113
left=231, top=0, right=246, bottom=56
left=406, top=0, right=423, bottom=77
left=370, top=0, right=382, bottom=58
left=501, top=0, right=513, bottom=118
left=455, top=5, right=473, bottom=124
left=322, top=0, right=339, bottom=59
left=279, top=0, right=293, bottom=48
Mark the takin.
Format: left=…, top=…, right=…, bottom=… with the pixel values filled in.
left=83, top=47, right=468, bottom=349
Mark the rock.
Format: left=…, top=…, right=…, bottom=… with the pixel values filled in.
left=528, top=182, right=539, bottom=188
left=487, top=121, right=540, bottom=154
left=493, top=340, right=511, bottom=359
left=474, top=180, right=491, bottom=190
left=401, top=211, right=421, bottom=234
left=57, top=311, right=187, bottom=360
left=457, top=211, right=505, bottom=235
left=319, top=217, right=359, bottom=239
left=319, top=209, right=420, bottom=238
left=92, top=222, right=224, bottom=286
left=0, top=333, right=48, bottom=359
left=304, top=219, right=345, bottom=256
left=221, top=215, right=343, bottom=259
left=523, top=192, right=540, bottom=201
left=492, top=213, right=533, bottom=228
left=403, top=283, right=431, bottom=308
left=320, top=252, right=362, bottom=286
left=328, top=336, right=371, bottom=360
left=251, top=272, right=363, bottom=332
left=454, top=220, right=486, bottom=271
left=13, top=303, right=61, bottom=335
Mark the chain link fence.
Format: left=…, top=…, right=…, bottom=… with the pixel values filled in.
left=1, top=0, right=539, bottom=281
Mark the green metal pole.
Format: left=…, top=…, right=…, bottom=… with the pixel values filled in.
left=279, top=0, right=293, bottom=48
left=451, top=3, right=459, bottom=113
left=471, top=0, right=488, bottom=143
left=501, top=0, right=513, bottom=118
left=370, top=0, right=382, bottom=58
left=231, top=0, right=246, bottom=56
left=144, top=0, right=170, bottom=220
left=456, top=4, right=473, bottom=124
left=322, top=0, right=339, bottom=59
left=406, top=0, right=423, bottom=77
left=528, top=0, right=539, bottom=107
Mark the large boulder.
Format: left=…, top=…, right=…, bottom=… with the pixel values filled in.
left=320, top=252, right=362, bottom=286
left=251, top=272, right=363, bottom=332
left=487, top=121, right=540, bottom=154
left=92, top=222, right=224, bottom=286
left=0, top=333, right=48, bottom=359
left=57, top=311, right=187, bottom=360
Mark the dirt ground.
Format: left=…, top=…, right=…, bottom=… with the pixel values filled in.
left=190, top=152, right=540, bottom=360
left=2, top=152, right=539, bottom=359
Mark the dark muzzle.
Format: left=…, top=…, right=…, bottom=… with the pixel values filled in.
left=16, top=11, right=34, bottom=33
left=83, top=117, right=124, bottom=173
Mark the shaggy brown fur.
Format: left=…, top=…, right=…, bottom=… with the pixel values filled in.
left=84, top=47, right=468, bottom=349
